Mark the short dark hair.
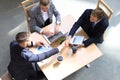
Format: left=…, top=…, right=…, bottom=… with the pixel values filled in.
left=16, top=32, right=30, bottom=43
left=39, top=0, right=50, bottom=6
left=91, top=8, right=105, bottom=20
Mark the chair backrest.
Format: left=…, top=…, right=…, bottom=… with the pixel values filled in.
left=21, top=0, right=39, bottom=32
left=97, top=0, right=113, bottom=20
left=96, top=0, right=113, bottom=40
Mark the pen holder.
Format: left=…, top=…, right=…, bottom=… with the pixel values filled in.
left=72, top=45, right=78, bottom=53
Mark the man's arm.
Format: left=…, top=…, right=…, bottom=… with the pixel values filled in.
left=21, top=48, right=59, bottom=62
left=21, top=41, right=65, bottom=62
left=69, top=9, right=87, bottom=37
left=50, top=2, right=61, bottom=24
left=50, top=2, right=61, bottom=33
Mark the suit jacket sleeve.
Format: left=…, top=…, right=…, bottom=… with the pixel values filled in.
left=69, top=9, right=87, bottom=37
left=50, top=2, right=61, bottom=23
left=21, top=48, right=59, bottom=62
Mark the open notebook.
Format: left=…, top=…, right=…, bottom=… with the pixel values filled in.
left=69, top=36, right=84, bottom=45
left=43, top=31, right=67, bottom=44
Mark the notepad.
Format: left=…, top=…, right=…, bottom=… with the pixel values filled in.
left=69, top=36, right=84, bottom=45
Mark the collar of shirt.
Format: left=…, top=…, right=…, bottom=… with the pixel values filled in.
left=93, top=20, right=101, bottom=28
left=41, top=10, right=49, bottom=21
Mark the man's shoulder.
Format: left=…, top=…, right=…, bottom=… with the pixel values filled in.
left=10, top=41, right=18, bottom=47
left=30, top=4, right=39, bottom=12
left=85, top=9, right=93, bottom=13
left=101, top=17, right=109, bottom=27
left=49, top=1, right=55, bottom=8
left=82, top=9, right=93, bottom=16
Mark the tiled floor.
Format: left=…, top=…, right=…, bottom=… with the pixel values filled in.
left=0, top=0, right=120, bottom=80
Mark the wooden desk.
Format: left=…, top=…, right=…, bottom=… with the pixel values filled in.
left=31, top=15, right=103, bottom=80
left=43, top=14, right=75, bottom=35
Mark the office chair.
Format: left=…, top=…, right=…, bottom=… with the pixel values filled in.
left=97, top=0, right=113, bottom=39
left=1, top=71, right=14, bottom=80
left=21, top=0, right=39, bottom=33
left=97, top=0, right=113, bottom=20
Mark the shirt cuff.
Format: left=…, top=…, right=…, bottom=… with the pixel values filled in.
left=28, top=41, right=34, bottom=47
left=32, top=41, right=35, bottom=46
left=40, top=29, right=43, bottom=34
left=57, top=46, right=62, bottom=52
left=56, top=21, right=61, bottom=25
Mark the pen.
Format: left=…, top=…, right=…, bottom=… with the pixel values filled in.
left=40, top=42, right=44, bottom=46
left=41, top=42, right=49, bottom=48
left=39, top=42, right=46, bottom=47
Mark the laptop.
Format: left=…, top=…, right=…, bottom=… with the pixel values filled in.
left=43, top=31, right=67, bottom=44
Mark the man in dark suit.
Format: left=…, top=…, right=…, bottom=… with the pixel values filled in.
left=66, top=8, right=109, bottom=47
left=29, top=0, right=61, bottom=37
left=8, top=32, right=65, bottom=80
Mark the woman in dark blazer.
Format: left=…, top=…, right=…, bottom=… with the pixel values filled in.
left=66, top=8, right=109, bottom=47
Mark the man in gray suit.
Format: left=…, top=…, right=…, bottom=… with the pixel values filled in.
left=29, top=0, right=61, bottom=37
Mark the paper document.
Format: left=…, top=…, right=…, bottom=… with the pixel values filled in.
left=34, top=46, right=52, bottom=54
left=69, top=36, right=84, bottom=45
left=34, top=46, right=52, bottom=63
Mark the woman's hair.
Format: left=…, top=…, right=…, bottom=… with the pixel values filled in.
left=91, top=8, right=105, bottom=20
left=39, top=0, right=50, bottom=6
left=16, top=32, right=30, bottom=43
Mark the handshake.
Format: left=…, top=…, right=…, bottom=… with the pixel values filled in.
left=57, top=41, right=79, bottom=54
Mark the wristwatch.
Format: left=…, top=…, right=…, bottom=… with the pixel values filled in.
left=56, top=21, right=61, bottom=25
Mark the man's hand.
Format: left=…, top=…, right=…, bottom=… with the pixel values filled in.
left=54, top=24, right=60, bottom=34
left=77, top=43, right=84, bottom=48
left=42, top=29, right=55, bottom=37
left=57, top=41, right=66, bottom=51
left=65, top=36, right=72, bottom=46
left=34, top=42, right=45, bottom=47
